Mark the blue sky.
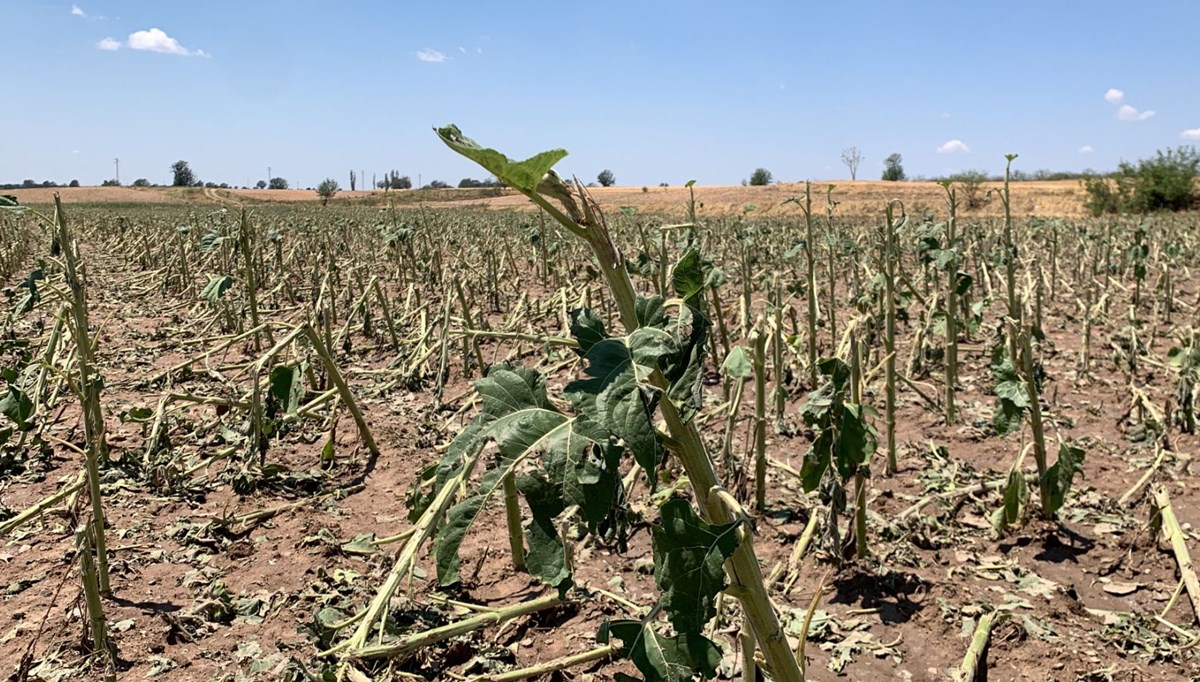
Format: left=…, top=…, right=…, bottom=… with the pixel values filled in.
left=4, top=1, right=1199, bottom=187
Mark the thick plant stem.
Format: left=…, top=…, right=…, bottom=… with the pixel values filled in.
left=502, top=473, right=526, bottom=571
left=238, top=209, right=273, bottom=351
left=555, top=187, right=804, bottom=682
left=355, top=593, right=561, bottom=661
left=54, top=195, right=111, bottom=596
left=883, top=201, right=903, bottom=475
left=771, top=289, right=786, bottom=430
left=1014, top=322, right=1051, bottom=516
left=941, top=183, right=959, bottom=425
left=1153, top=486, right=1200, bottom=624
left=850, top=333, right=868, bottom=559
left=998, top=155, right=1020, bottom=363
left=346, top=452, right=480, bottom=652
left=751, top=322, right=768, bottom=512
left=77, top=526, right=115, bottom=681
left=469, top=643, right=618, bottom=682
left=0, top=470, right=86, bottom=538
left=802, top=183, right=819, bottom=387
left=740, top=611, right=757, bottom=682
left=853, top=469, right=868, bottom=560
left=957, top=610, right=1003, bottom=682
left=300, top=326, right=381, bottom=459
left=722, top=376, right=747, bottom=471
left=825, top=185, right=839, bottom=347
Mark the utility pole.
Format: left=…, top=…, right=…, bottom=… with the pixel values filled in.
left=267, top=166, right=271, bottom=185
left=114, top=158, right=119, bottom=185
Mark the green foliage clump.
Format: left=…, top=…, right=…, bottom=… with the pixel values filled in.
left=748, top=168, right=772, bottom=186
left=171, top=160, right=196, bottom=187
left=949, top=170, right=988, bottom=209
left=316, top=178, right=339, bottom=205
left=1082, top=146, right=1199, bottom=215
left=882, top=153, right=905, bottom=181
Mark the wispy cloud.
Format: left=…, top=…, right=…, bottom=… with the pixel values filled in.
left=416, top=48, right=446, bottom=63
left=129, top=28, right=204, bottom=55
left=1105, top=87, right=1154, bottom=122
left=98, top=28, right=208, bottom=57
left=1117, top=104, right=1155, bottom=122
left=1182, top=129, right=1200, bottom=140
left=1078, top=145, right=1095, bottom=153
left=936, top=139, right=970, bottom=154
left=71, top=4, right=86, bottom=17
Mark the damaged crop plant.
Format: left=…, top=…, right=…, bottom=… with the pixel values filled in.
left=414, top=125, right=803, bottom=681
left=5, top=123, right=1200, bottom=682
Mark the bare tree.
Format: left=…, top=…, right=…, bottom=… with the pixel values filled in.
left=841, top=147, right=863, bottom=181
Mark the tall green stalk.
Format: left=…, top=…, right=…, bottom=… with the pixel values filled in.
left=437, top=128, right=803, bottom=682
left=882, top=201, right=903, bottom=475
left=53, top=195, right=111, bottom=596
left=802, top=183, right=818, bottom=388
left=1014, top=322, right=1050, bottom=515
left=751, top=320, right=768, bottom=511
left=996, top=154, right=1019, bottom=361
left=825, top=185, right=839, bottom=347
left=850, top=334, right=868, bottom=560
left=940, top=182, right=959, bottom=425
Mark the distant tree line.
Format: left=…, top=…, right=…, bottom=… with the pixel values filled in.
left=0, top=179, right=81, bottom=190
left=457, top=177, right=505, bottom=189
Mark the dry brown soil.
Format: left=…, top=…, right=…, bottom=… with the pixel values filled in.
left=1, top=200, right=1198, bottom=682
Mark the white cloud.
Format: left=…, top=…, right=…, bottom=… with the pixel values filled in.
left=458, top=46, right=467, bottom=54
left=1078, top=145, right=1095, bottom=153
left=71, top=4, right=86, bottom=16
left=97, top=37, right=121, bottom=51
left=1181, top=129, right=1200, bottom=140
left=416, top=48, right=446, bottom=63
left=936, top=139, right=970, bottom=154
left=127, top=28, right=205, bottom=56
left=1104, top=88, right=1124, bottom=104
left=1117, top=104, right=1155, bottom=122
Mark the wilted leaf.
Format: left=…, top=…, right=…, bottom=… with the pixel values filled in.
left=601, top=620, right=721, bottom=682
left=1043, top=441, right=1085, bottom=516
left=201, top=274, right=233, bottom=303
left=435, top=125, right=567, bottom=193
left=267, top=364, right=304, bottom=417
left=652, top=499, right=740, bottom=635
left=720, top=347, right=752, bottom=379
left=566, top=327, right=673, bottom=484
left=0, top=386, right=33, bottom=430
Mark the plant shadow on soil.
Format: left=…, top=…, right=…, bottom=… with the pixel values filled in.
left=829, top=565, right=929, bottom=625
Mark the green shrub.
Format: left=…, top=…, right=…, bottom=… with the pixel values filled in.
left=949, top=170, right=988, bottom=209
left=749, top=168, right=772, bottom=186
left=1082, top=146, right=1199, bottom=214
left=1080, top=175, right=1126, bottom=216
left=882, top=153, right=905, bottom=181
